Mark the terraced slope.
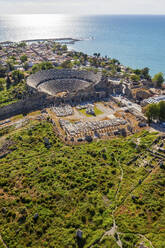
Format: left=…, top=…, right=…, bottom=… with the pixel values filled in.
left=0, top=121, right=164, bottom=248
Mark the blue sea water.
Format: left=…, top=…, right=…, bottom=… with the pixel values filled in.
left=0, top=14, right=165, bottom=76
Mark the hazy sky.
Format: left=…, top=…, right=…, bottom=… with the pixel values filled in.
left=1, top=0, right=165, bottom=15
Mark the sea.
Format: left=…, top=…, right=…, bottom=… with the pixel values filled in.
left=0, top=14, right=165, bottom=76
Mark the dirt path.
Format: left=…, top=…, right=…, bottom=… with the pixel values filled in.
left=0, top=234, right=8, bottom=248
left=138, top=234, right=155, bottom=248
left=90, top=143, right=159, bottom=248
left=101, top=212, right=123, bottom=248
left=100, top=158, right=123, bottom=248
left=91, top=158, right=124, bottom=248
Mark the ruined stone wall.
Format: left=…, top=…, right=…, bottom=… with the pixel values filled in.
left=0, top=83, right=108, bottom=121
left=96, top=79, right=124, bottom=96
left=0, top=94, right=55, bottom=121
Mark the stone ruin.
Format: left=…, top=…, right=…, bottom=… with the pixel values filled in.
left=27, top=69, right=102, bottom=97
left=86, top=104, right=95, bottom=116
left=52, top=105, right=73, bottom=117
left=27, top=69, right=132, bottom=105
left=59, top=118, right=127, bottom=138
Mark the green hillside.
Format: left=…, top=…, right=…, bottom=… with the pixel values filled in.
left=0, top=120, right=164, bottom=248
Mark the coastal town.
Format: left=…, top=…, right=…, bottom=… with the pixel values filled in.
left=0, top=39, right=76, bottom=70
left=0, top=39, right=165, bottom=143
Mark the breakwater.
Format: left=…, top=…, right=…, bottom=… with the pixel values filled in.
left=0, top=38, right=81, bottom=46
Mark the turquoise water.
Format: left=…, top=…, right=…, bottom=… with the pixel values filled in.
left=0, top=14, right=165, bottom=76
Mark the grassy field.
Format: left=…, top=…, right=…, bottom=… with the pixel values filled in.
left=79, top=106, right=103, bottom=117
left=0, top=120, right=164, bottom=248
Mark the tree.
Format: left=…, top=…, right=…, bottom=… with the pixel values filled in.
left=20, top=54, right=28, bottom=63
left=18, top=42, right=27, bottom=48
left=133, top=69, right=141, bottom=75
left=141, top=67, right=151, bottom=80
left=11, top=70, right=24, bottom=84
left=6, top=60, right=14, bottom=71
left=116, top=67, right=121, bottom=72
left=0, top=78, right=5, bottom=91
left=62, top=45, right=67, bottom=51
left=130, top=74, right=140, bottom=82
left=111, top=58, right=120, bottom=65
left=159, top=101, right=165, bottom=121
left=23, top=62, right=29, bottom=71
left=6, top=75, right=11, bottom=89
left=32, top=62, right=54, bottom=73
left=144, top=101, right=165, bottom=123
left=0, top=64, right=7, bottom=78
left=144, top=103, right=159, bottom=123
left=93, top=53, right=100, bottom=58
left=152, top=72, right=164, bottom=88
left=74, top=60, right=80, bottom=66
left=10, top=55, right=16, bottom=61
left=61, top=60, right=72, bottom=69
left=52, top=43, right=61, bottom=52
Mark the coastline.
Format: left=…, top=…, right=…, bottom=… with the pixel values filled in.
left=0, top=15, right=165, bottom=76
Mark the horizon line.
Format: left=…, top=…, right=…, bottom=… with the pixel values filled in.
left=1, top=13, right=165, bottom=16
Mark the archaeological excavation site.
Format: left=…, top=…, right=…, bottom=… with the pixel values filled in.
left=21, top=69, right=146, bottom=143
